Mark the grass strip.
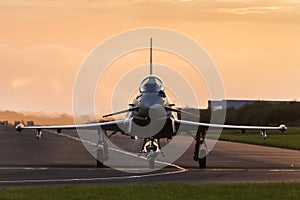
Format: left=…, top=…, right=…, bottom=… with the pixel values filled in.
left=220, top=133, right=300, bottom=150
left=0, top=183, right=299, bottom=200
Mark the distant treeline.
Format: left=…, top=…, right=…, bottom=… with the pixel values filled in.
left=182, top=101, right=300, bottom=126
left=0, top=110, right=74, bottom=126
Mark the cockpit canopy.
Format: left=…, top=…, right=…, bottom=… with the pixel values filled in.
left=139, top=75, right=164, bottom=93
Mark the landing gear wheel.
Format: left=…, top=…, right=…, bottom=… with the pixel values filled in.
left=96, top=148, right=104, bottom=168
left=198, top=149, right=207, bottom=169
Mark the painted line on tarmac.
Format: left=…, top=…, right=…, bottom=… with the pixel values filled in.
left=0, top=169, right=185, bottom=184
left=0, top=130, right=188, bottom=185
left=269, top=169, right=299, bottom=172
left=0, top=131, right=188, bottom=184
left=46, top=130, right=187, bottom=172
left=0, top=167, right=48, bottom=170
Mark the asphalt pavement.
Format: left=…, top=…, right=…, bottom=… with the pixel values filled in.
left=0, top=125, right=299, bottom=187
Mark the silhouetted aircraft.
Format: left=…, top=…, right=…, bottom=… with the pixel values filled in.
left=16, top=39, right=287, bottom=168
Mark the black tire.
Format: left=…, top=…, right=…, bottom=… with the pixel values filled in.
left=96, top=148, right=104, bottom=168
left=198, top=149, right=207, bottom=168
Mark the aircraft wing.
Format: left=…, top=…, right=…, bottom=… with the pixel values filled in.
left=175, top=119, right=287, bottom=132
left=16, top=119, right=129, bottom=138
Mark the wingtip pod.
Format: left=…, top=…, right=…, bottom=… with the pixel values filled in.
left=279, top=124, right=287, bottom=133
left=16, top=123, right=24, bottom=133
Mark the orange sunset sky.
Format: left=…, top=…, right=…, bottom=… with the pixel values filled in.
left=0, top=0, right=299, bottom=114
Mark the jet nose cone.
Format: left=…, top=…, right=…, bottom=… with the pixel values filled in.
left=139, top=104, right=150, bottom=118
left=149, top=104, right=166, bottom=119
left=139, top=103, right=166, bottom=119
left=138, top=93, right=165, bottom=118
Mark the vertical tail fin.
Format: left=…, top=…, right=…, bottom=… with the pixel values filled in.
left=150, top=38, right=153, bottom=75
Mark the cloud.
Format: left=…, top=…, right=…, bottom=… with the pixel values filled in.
left=0, top=43, right=85, bottom=113
left=0, top=43, right=85, bottom=65
left=12, top=78, right=33, bottom=89
left=51, top=79, right=63, bottom=93
left=217, top=6, right=280, bottom=15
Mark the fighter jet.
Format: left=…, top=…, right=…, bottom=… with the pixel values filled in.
left=16, top=39, right=287, bottom=168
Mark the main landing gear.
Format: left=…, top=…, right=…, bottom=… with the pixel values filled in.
left=96, top=129, right=109, bottom=168
left=193, top=128, right=207, bottom=168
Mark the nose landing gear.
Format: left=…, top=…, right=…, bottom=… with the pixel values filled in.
left=141, top=138, right=161, bottom=169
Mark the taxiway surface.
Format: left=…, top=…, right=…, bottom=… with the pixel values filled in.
left=0, top=125, right=299, bottom=187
